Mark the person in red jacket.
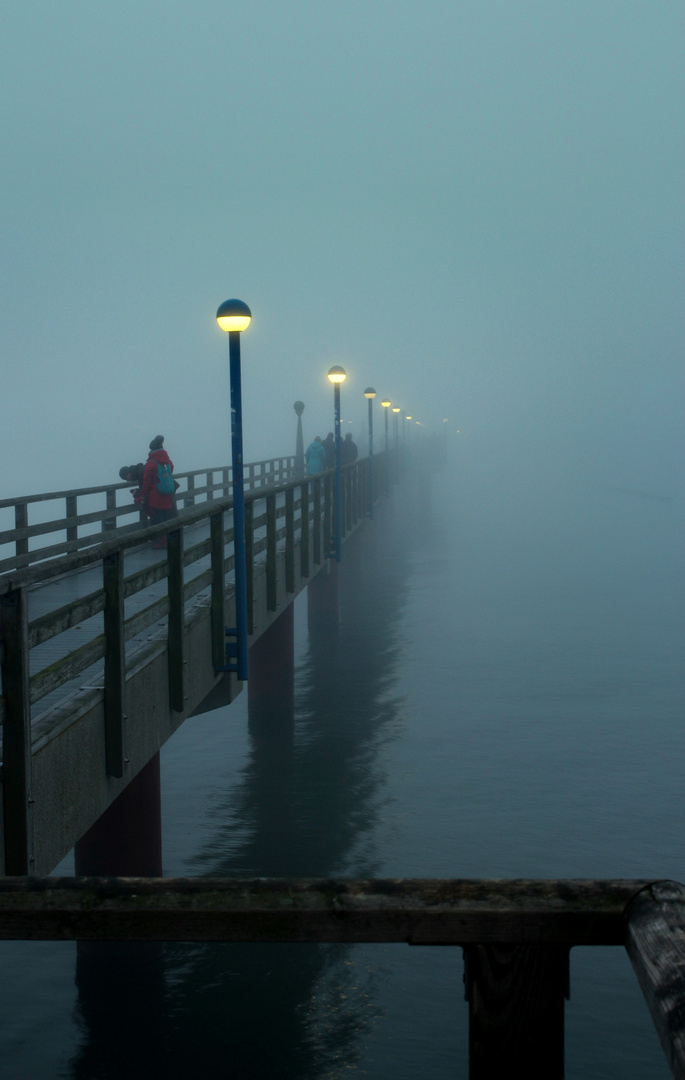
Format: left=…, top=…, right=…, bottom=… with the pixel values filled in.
left=135, top=435, right=175, bottom=548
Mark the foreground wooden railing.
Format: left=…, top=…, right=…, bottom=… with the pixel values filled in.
left=0, top=876, right=682, bottom=1077
left=0, top=457, right=296, bottom=574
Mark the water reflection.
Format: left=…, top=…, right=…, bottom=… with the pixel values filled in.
left=69, top=494, right=424, bottom=1078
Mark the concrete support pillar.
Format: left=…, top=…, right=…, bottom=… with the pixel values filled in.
left=73, top=752, right=165, bottom=1074
left=248, top=603, right=295, bottom=724
left=74, top=752, right=162, bottom=877
left=307, top=562, right=339, bottom=639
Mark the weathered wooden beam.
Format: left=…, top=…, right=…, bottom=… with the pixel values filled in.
left=167, top=528, right=185, bottom=713
left=0, top=878, right=650, bottom=943
left=0, top=587, right=34, bottom=874
left=625, top=880, right=685, bottom=1078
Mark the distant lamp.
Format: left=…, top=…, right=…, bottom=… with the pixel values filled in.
left=364, top=388, right=376, bottom=519
left=327, top=366, right=347, bottom=561
left=216, top=299, right=252, bottom=333
left=380, top=400, right=391, bottom=493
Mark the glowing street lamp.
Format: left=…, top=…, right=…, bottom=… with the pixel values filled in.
left=381, top=399, right=391, bottom=493
left=216, top=298, right=252, bottom=681
left=364, top=388, right=376, bottom=519
left=327, top=366, right=346, bottom=562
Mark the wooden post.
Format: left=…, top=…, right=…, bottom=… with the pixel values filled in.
left=312, top=477, right=321, bottom=566
left=285, top=487, right=295, bottom=594
left=0, top=586, right=34, bottom=874
left=223, top=467, right=230, bottom=498
left=625, top=880, right=685, bottom=1076
left=300, top=480, right=310, bottom=579
left=464, top=943, right=569, bottom=1079
left=210, top=511, right=225, bottom=669
left=66, top=494, right=78, bottom=548
left=245, top=498, right=254, bottom=635
left=103, top=550, right=126, bottom=778
left=103, top=488, right=116, bottom=532
left=14, top=502, right=28, bottom=561
left=324, top=472, right=332, bottom=557
left=167, top=527, right=185, bottom=712
left=185, top=474, right=195, bottom=508
left=266, top=493, right=277, bottom=612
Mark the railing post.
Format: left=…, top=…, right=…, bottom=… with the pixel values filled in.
left=66, top=494, right=78, bottom=548
left=0, top=586, right=34, bottom=874
left=167, top=527, right=185, bottom=712
left=223, top=468, right=230, bottom=498
left=285, top=488, right=295, bottom=594
left=103, top=488, right=116, bottom=532
left=210, top=511, right=225, bottom=670
left=312, top=477, right=321, bottom=566
left=103, top=550, right=126, bottom=778
left=464, top=944, right=569, bottom=1079
left=300, top=480, right=310, bottom=579
left=324, top=472, right=332, bottom=557
left=185, top=474, right=195, bottom=508
left=14, top=502, right=28, bottom=561
left=266, top=492, right=277, bottom=611
left=206, top=471, right=213, bottom=501
left=245, top=498, right=254, bottom=635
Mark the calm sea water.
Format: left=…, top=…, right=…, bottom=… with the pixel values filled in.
left=1, top=448, right=682, bottom=1078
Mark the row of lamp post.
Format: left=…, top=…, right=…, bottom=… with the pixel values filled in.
left=215, top=298, right=419, bottom=681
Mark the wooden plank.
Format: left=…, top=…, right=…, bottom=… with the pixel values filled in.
left=103, top=551, right=125, bottom=778
left=167, top=529, right=185, bottom=713
left=28, top=588, right=106, bottom=648
left=0, top=878, right=650, bottom=943
left=625, top=880, right=685, bottom=1077
left=0, top=587, right=34, bottom=873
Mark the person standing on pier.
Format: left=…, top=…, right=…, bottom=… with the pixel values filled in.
left=305, top=435, right=326, bottom=476
left=135, top=435, right=175, bottom=548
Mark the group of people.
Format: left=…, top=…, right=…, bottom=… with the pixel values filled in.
left=119, top=435, right=177, bottom=548
left=305, top=431, right=358, bottom=476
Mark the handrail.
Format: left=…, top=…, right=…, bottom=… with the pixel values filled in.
left=0, top=456, right=297, bottom=574
left=0, top=875, right=682, bottom=1076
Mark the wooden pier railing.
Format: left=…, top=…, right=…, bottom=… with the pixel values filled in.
left=0, top=456, right=296, bottom=574
left=0, top=453, right=387, bottom=873
left=0, top=876, right=682, bottom=1078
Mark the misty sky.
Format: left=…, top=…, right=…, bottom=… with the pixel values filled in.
left=2, top=0, right=683, bottom=496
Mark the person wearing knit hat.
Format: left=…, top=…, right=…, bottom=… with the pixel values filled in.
left=136, top=436, right=175, bottom=547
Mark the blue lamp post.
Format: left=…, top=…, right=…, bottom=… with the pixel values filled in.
left=392, top=407, right=400, bottom=480
left=327, top=365, right=346, bottom=562
left=216, top=298, right=251, bottom=681
left=364, top=388, right=376, bottom=518
left=381, top=399, right=391, bottom=494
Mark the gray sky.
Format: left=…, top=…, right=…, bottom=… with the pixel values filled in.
left=2, top=0, right=683, bottom=496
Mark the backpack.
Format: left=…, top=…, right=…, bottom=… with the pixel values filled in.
left=155, top=462, right=175, bottom=494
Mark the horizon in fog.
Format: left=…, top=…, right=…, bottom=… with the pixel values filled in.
left=1, top=1, right=682, bottom=502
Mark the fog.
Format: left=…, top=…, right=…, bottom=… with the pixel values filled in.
left=1, top=0, right=682, bottom=504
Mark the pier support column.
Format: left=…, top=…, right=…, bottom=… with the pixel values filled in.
left=307, top=562, right=339, bottom=639
left=73, top=753, right=165, bottom=1074
left=74, top=752, right=162, bottom=877
left=248, top=604, right=295, bottom=724
left=464, top=943, right=569, bottom=1079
